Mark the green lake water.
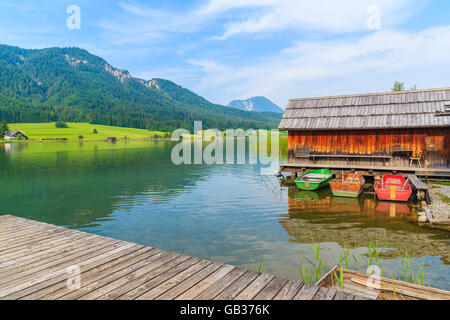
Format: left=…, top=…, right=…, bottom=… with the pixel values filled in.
left=1, top=140, right=449, bottom=290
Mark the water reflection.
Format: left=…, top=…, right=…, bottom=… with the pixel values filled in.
left=0, top=141, right=449, bottom=290
left=282, top=185, right=449, bottom=264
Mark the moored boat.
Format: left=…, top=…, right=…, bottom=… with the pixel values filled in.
left=295, top=169, right=334, bottom=191
left=375, top=174, right=412, bottom=202
left=330, top=172, right=365, bottom=198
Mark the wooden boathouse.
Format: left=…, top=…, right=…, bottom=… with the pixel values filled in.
left=278, top=88, right=450, bottom=180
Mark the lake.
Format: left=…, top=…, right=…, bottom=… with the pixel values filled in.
left=0, top=140, right=449, bottom=290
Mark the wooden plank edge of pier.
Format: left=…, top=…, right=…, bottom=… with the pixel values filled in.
left=316, top=266, right=450, bottom=301
left=0, top=215, right=369, bottom=301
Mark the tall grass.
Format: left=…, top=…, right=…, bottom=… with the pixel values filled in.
left=397, top=250, right=425, bottom=285
left=297, top=239, right=330, bottom=284
left=256, top=255, right=268, bottom=273
left=258, top=238, right=427, bottom=288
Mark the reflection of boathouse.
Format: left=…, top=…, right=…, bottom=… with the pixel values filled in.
left=287, top=187, right=413, bottom=218
left=281, top=187, right=449, bottom=263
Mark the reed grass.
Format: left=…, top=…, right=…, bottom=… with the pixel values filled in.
left=333, top=268, right=344, bottom=291
left=256, top=255, right=268, bottom=273
left=257, top=238, right=427, bottom=288
left=397, top=250, right=425, bottom=285
left=297, top=238, right=330, bottom=284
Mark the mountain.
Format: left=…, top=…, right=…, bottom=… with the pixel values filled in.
left=227, top=96, right=284, bottom=113
left=0, top=45, right=281, bottom=131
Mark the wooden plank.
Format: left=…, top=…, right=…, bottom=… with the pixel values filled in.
left=32, top=247, right=156, bottom=300
left=340, top=268, right=450, bottom=300
left=0, top=224, right=62, bottom=244
left=194, top=268, right=246, bottom=300
left=334, top=290, right=355, bottom=300
left=0, top=234, right=107, bottom=280
left=158, top=262, right=226, bottom=300
left=174, top=265, right=235, bottom=300
left=0, top=227, right=70, bottom=252
left=253, top=277, right=289, bottom=300
left=0, top=228, right=78, bottom=258
left=0, top=215, right=58, bottom=231
left=350, top=276, right=447, bottom=300
left=77, top=253, right=189, bottom=300
left=9, top=245, right=149, bottom=300
left=95, top=255, right=199, bottom=300
left=54, top=250, right=174, bottom=300
left=408, top=175, right=429, bottom=191
left=0, top=231, right=98, bottom=269
left=0, top=234, right=107, bottom=279
left=0, top=220, right=44, bottom=233
left=214, top=270, right=259, bottom=300
left=292, top=283, right=320, bottom=300
left=340, top=282, right=379, bottom=300
left=0, top=239, right=124, bottom=293
left=0, top=241, right=134, bottom=298
left=133, top=260, right=217, bottom=300
left=120, top=259, right=209, bottom=300
left=273, top=280, right=305, bottom=300
left=312, top=287, right=337, bottom=300
left=234, top=273, right=275, bottom=300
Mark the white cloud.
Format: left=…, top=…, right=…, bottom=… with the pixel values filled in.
left=205, top=0, right=416, bottom=39
left=187, top=26, right=450, bottom=106
left=105, top=0, right=417, bottom=42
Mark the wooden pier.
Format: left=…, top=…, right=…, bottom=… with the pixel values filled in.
left=0, top=215, right=363, bottom=300
left=279, top=163, right=450, bottom=180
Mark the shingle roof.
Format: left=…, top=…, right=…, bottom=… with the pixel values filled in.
left=4, top=131, right=20, bottom=136
left=278, top=88, right=450, bottom=130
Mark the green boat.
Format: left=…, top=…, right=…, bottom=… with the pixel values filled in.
left=295, top=169, right=334, bottom=191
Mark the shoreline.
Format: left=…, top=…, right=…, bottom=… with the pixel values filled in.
left=417, top=182, right=450, bottom=231
left=0, top=137, right=172, bottom=143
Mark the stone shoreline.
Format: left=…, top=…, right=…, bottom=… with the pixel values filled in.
left=418, top=183, right=450, bottom=227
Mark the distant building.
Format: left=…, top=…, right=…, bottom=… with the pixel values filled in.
left=2, top=131, right=28, bottom=140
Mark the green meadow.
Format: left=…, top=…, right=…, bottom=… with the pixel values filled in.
left=8, top=122, right=168, bottom=141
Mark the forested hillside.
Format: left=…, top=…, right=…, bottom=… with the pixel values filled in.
left=0, top=45, right=281, bottom=131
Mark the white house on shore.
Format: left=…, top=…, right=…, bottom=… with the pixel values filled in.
left=2, top=131, right=28, bottom=140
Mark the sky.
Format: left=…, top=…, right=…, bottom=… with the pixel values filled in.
left=1, top=0, right=450, bottom=108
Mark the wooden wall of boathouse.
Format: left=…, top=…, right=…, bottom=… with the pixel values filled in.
left=287, top=127, right=450, bottom=168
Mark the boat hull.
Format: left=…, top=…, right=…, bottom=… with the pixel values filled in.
left=375, top=175, right=412, bottom=202
left=295, top=169, right=334, bottom=191
left=330, top=190, right=361, bottom=198
left=330, top=173, right=365, bottom=198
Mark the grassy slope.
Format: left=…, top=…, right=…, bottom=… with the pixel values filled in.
left=10, top=122, right=166, bottom=140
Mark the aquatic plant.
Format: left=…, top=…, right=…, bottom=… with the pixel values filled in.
left=351, top=247, right=361, bottom=272
left=392, top=275, right=396, bottom=298
left=367, top=238, right=386, bottom=267
left=260, top=238, right=428, bottom=288
left=340, top=245, right=351, bottom=270
left=256, top=255, right=268, bottom=273
left=397, top=250, right=425, bottom=285
left=332, top=268, right=344, bottom=291
left=296, top=237, right=337, bottom=285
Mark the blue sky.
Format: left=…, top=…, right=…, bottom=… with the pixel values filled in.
left=1, top=0, right=450, bottom=108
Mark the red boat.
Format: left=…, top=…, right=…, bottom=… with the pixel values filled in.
left=375, top=175, right=412, bottom=202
